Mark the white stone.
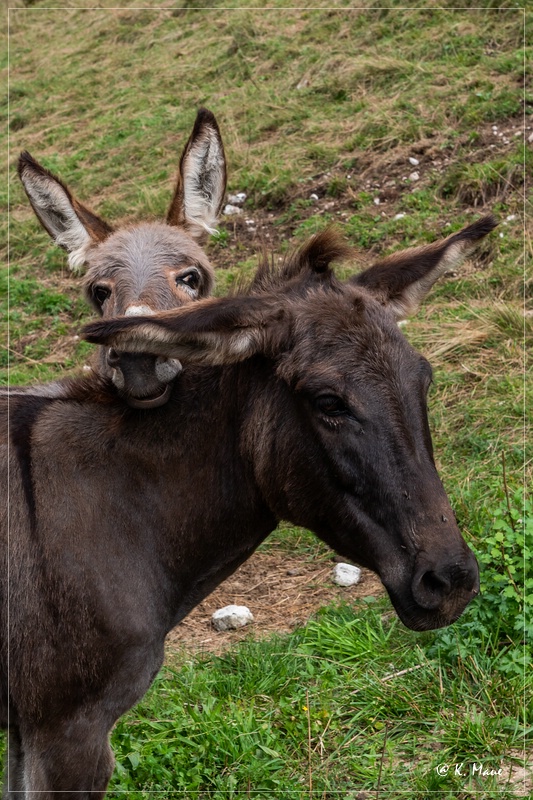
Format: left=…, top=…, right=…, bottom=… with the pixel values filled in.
left=394, top=213, right=406, bottom=220
left=223, top=204, right=243, bottom=216
left=506, top=214, right=516, bottom=222
left=528, top=132, right=533, bottom=144
left=408, top=171, right=420, bottom=182
left=373, top=197, right=380, bottom=205
left=228, top=192, right=247, bottom=206
left=310, top=193, right=319, bottom=201
left=408, top=156, right=419, bottom=166
left=333, top=563, right=362, bottom=587
left=212, top=605, right=254, bottom=631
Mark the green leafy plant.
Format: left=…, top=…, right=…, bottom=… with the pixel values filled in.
left=477, top=490, right=532, bottom=642
left=431, top=486, right=532, bottom=675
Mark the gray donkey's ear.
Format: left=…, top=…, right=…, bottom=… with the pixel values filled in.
left=166, top=108, right=227, bottom=244
left=351, top=215, right=498, bottom=320
left=18, top=151, right=113, bottom=272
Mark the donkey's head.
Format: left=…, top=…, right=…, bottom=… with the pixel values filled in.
left=18, top=108, right=226, bottom=408
left=84, top=216, right=496, bottom=630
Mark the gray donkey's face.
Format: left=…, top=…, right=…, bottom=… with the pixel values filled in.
left=83, top=223, right=215, bottom=406
left=18, top=108, right=227, bottom=408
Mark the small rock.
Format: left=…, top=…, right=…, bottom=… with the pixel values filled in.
left=506, top=214, right=516, bottom=222
left=373, top=197, right=381, bottom=205
left=212, top=605, right=254, bottom=631
left=408, top=171, right=420, bottom=182
left=287, top=568, right=302, bottom=576
left=408, top=156, right=419, bottom=166
left=310, top=193, right=319, bottom=201
left=227, top=192, right=247, bottom=206
left=394, top=213, right=406, bottom=220
left=528, top=132, right=533, bottom=144
left=333, top=563, right=362, bottom=587
left=223, top=204, right=242, bottom=216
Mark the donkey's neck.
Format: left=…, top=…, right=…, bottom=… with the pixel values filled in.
left=132, top=362, right=280, bottom=627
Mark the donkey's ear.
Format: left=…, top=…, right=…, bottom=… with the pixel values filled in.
left=351, top=215, right=498, bottom=320
left=18, top=151, right=113, bottom=273
left=166, top=108, right=227, bottom=244
left=83, top=294, right=286, bottom=366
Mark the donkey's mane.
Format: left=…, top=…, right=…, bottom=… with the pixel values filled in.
left=233, top=228, right=353, bottom=297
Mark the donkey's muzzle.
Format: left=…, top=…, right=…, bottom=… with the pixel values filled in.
left=382, top=543, right=480, bottom=632
left=107, top=349, right=182, bottom=408
left=411, top=550, right=480, bottom=611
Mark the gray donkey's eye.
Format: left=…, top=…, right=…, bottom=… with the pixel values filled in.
left=92, top=285, right=111, bottom=307
left=176, top=268, right=200, bottom=292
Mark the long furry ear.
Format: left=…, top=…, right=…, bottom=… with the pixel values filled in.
left=166, top=108, right=227, bottom=244
left=351, top=215, right=498, bottom=319
left=18, top=151, right=113, bottom=272
left=249, top=228, right=353, bottom=294
left=82, top=294, right=287, bottom=366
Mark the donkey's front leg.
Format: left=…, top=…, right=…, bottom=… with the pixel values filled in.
left=2, top=725, right=25, bottom=798
left=13, top=719, right=114, bottom=799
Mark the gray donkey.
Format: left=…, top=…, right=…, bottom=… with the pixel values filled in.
left=17, top=108, right=227, bottom=407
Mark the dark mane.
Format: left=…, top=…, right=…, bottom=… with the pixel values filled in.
left=233, top=228, right=353, bottom=297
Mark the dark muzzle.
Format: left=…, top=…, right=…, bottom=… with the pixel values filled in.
left=411, top=550, right=480, bottom=611
left=107, top=349, right=182, bottom=409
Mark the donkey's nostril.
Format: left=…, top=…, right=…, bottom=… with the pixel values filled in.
left=107, top=348, right=121, bottom=368
left=412, top=567, right=451, bottom=610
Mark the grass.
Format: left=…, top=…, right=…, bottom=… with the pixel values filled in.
left=3, top=1, right=531, bottom=796
left=101, top=598, right=528, bottom=797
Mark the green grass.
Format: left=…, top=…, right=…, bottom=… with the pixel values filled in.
left=2, top=1, right=531, bottom=796
left=100, top=598, right=528, bottom=797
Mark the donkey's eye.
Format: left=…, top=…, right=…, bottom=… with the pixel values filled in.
left=176, top=269, right=200, bottom=292
left=92, top=285, right=111, bottom=307
left=314, top=395, right=350, bottom=417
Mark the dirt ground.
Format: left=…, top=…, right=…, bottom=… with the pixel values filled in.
left=166, top=550, right=384, bottom=656
left=207, top=117, right=521, bottom=274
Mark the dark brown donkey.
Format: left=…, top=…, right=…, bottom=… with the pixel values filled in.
left=16, top=107, right=226, bottom=407
left=1, top=216, right=496, bottom=797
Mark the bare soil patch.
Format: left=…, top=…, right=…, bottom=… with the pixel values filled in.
left=165, top=550, right=384, bottom=656
left=209, top=115, right=524, bottom=272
